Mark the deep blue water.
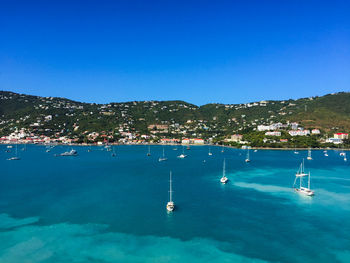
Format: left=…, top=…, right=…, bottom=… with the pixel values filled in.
left=1, top=145, right=350, bottom=263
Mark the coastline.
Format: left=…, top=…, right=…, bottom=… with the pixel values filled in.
left=1, top=142, right=349, bottom=151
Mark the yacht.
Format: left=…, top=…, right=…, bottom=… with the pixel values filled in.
left=293, top=159, right=314, bottom=196
left=166, top=171, right=175, bottom=212
left=57, top=149, right=78, bottom=156
left=220, top=159, right=228, bottom=184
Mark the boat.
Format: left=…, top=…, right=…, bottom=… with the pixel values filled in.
left=245, top=148, right=250, bottom=162
left=307, top=148, right=312, bottom=160
left=208, top=147, right=213, bottom=156
left=294, top=146, right=299, bottom=154
left=147, top=145, right=151, bottom=156
left=7, top=157, right=20, bottom=161
left=7, top=145, right=13, bottom=149
left=254, top=149, right=257, bottom=152
left=159, top=148, right=168, bottom=162
left=220, top=159, right=228, bottom=184
left=177, top=146, right=187, bottom=158
left=186, top=145, right=190, bottom=150
left=166, top=171, right=175, bottom=212
left=344, top=154, right=347, bottom=162
left=221, top=146, right=224, bottom=153
left=324, top=151, right=328, bottom=157
left=7, top=143, right=20, bottom=160
left=111, top=146, right=116, bottom=157
left=57, top=149, right=78, bottom=156
left=293, top=159, right=314, bottom=196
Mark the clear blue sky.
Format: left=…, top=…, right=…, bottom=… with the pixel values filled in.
left=1, top=0, right=349, bottom=105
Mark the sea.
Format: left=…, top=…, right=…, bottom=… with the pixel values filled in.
left=1, top=145, right=350, bottom=263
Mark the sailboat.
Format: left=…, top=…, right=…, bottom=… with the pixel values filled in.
left=293, top=159, right=314, bottom=196
left=245, top=148, right=250, bottom=162
left=159, top=148, right=168, bottom=162
left=324, top=150, right=328, bottom=157
left=294, top=146, right=299, bottom=154
left=221, top=146, right=224, bottom=153
left=307, top=148, right=312, bottom=160
left=7, top=143, right=20, bottom=160
left=111, top=146, right=116, bottom=157
left=208, top=147, right=213, bottom=156
left=21, top=144, right=26, bottom=151
left=220, top=159, right=228, bottom=184
left=166, top=171, right=175, bottom=212
left=177, top=146, right=187, bottom=158
left=186, top=145, right=190, bottom=150
left=147, top=145, right=151, bottom=156
left=344, top=153, right=347, bottom=162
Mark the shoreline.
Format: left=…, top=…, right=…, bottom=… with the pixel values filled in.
left=1, top=143, right=349, bottom=151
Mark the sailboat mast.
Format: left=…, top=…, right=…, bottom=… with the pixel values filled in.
left=169, top=171, right=172, bottom=202
left=223, top=159, right=226, bottom=177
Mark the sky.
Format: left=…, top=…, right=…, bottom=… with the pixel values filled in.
left=0, top=0, right=349, bottom=105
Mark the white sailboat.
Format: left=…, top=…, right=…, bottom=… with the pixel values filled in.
left=7, top=143, right=20, bottom=161
left=166, top=171, right=175, bottom=212
left=221, top=146, right=224, bottom=153
left=294, top=146, right=299, bottom=154
left=208, top=147, right=213, bottom=156
left=159, top=148, right=168, bottom=162
left=324, top=150, right=328, bottom=157
left=177, top=146, right=187, bottom=158
left=307, top=148, right=312, bottom=160
left=220, top=159, right=228, bottom=184
left=293, top=159, right=314, bottom=196
left=245, top=148, right=250, bottom=162
left=344, top=153, right=347, bottom=162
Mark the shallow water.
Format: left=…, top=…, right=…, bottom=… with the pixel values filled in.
left=1, top=145, right=350, bottom=262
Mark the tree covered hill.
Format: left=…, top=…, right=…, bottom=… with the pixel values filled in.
left=0, top=90, right=349, bottom=139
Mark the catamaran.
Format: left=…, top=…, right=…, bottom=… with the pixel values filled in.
left=293, top=159, right=314, bottom=196
left=208, top=147, right=213, bottom=156
left=166, top=171, right=175, bottom=212
left=177, top=146, right=187, bottom=158
left=220, top=159, right=228, bottom=184
left=307, top=148, right=312, bottom=160
left=245, top=148, right=250, bottom=162
left=159, top=148, right=168, bottom=162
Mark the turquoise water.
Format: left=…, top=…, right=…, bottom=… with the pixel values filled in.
left=1, top=145, right=350, bottom=263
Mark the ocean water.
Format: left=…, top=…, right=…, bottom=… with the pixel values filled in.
left=1, top=145, right=350, bottom=263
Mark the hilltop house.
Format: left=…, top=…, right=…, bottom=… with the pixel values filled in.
left=334, top=133, right=348, bottom=140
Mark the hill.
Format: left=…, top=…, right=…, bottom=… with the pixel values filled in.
left=1, top=91, right=349, bottom=143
